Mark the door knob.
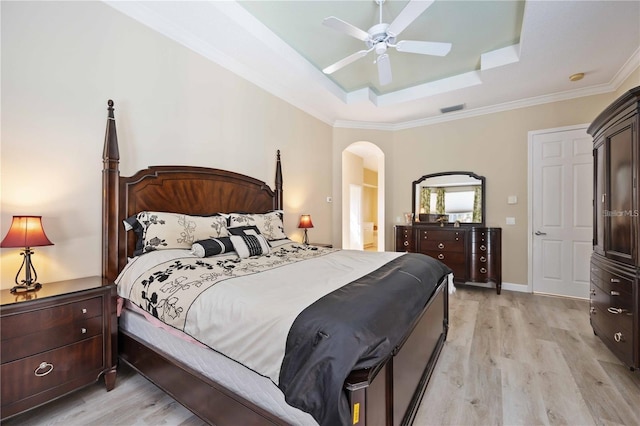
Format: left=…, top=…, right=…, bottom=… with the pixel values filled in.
left=535, top=231, right=547, bottom=236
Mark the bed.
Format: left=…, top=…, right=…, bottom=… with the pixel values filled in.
left=102, top=100, right=451, bottom=426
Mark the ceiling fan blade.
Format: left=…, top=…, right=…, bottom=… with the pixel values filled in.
left=376, top=54, right=392, bottom=86
left=323, top=16, right=370, bottom=42
left=323, top=49, right=371, bottom=74
left=395, top=40, right=452, bottom=56
left=387, top=0, right=434, bottom=37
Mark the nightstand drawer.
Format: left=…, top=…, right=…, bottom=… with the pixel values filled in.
left=1, top=315, right=103, bottom=363
left=1, top=297, right=103, bottom=340
left=1, top=335, right=103, bottom=406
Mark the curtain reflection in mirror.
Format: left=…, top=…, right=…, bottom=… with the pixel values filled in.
left=420, top=187, right=431, bottom=214
left=436, top=188, right=446, bottom=214
left=472, top=186, right=482, bottom=222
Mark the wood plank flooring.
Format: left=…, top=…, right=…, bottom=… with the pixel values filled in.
left=3, top=286, right=639, bottom=425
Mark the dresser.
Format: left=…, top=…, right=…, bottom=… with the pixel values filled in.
left=588, top=86, right=640, bottom=370
left=395, top=225, right=502, bottom=294
left=1, top=276, right=117, bottom=419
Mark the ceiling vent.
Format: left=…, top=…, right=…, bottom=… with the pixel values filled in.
left=440, top=104, right=465, bottom=114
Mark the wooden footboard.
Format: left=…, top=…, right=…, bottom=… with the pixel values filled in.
left=345, top=276, right=448, bottom=426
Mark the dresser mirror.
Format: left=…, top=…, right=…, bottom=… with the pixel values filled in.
left=412, top=171, right=485, bottom=225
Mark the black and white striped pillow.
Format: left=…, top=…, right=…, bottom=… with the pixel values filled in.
left=229, top=234, right=271, bottom=258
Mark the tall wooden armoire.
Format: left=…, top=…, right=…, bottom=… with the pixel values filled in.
left=588, top=86, right=640, bottom=370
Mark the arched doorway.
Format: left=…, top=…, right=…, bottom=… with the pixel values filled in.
left=342, top=142, right=385, bottom=251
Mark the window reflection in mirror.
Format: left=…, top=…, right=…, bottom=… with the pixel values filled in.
left=413, top=172, right=485, bottom=225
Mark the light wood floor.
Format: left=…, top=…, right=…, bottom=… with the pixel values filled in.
left=3, top=286, right=639, bottom=425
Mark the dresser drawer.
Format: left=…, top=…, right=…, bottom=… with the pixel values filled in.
left=470, top=240, right=492, bottom=254
left=590, top=283, right=633, bottom=331
left=422, top=250, right=467, bottom=279
left=590, top=267, right=633, bottom=296
left=1, top=335, right=104, bottom=406
left=1, top=297, right=103, bottom=341
left=590, top=303, right=634, bottom=367
left=395, top=226, right=415, bottom=252
left=419, top=229, right=464, bottom=242
left=420, top=239, right=465, bottom=253
left=1, top=315, right=103, bottom=363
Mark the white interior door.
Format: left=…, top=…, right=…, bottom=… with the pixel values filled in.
left=531, top=126, right=592, bottom=298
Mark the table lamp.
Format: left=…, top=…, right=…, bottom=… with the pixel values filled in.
left=298, top=214, right=314, bottom=245
left=1, top=216, right=54, bottom=293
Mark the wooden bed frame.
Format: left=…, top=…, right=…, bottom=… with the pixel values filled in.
left=102, top=100, right=449, bottom=426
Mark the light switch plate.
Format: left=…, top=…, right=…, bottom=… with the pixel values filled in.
left=506, top=217, right=516, bottom=225
left=507, top=196, right=518, bottom=204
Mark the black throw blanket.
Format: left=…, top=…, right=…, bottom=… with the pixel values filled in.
left=278, top=253, right=451, bottom=426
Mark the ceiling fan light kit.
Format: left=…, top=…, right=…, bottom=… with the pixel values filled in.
left=322, top=0, right=452, bottom=86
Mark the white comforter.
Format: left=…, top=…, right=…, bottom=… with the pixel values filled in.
left=116, top=242, right=402, bottom=384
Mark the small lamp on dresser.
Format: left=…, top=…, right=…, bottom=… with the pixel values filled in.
left=1, top=215, right=54, bottom=293
left=298, top=214, right=314, bottom=245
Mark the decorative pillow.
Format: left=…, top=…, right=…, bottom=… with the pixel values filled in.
left=123, top=212, right=229, bottom=255
left=191, top=237, right=234, bottom=258
left=228, top=211, right=287, bottom=241
left=229, top=234, right=271, bottom=259
left=228, top=225, right=262, bottom=236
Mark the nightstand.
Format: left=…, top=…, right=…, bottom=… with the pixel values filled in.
left=0, top=276, right=117, bottom=419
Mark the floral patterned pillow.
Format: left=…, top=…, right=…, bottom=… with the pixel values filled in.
left=228, top=211, right=287, bottom=241
left=124, top=211, right=229, bottom=255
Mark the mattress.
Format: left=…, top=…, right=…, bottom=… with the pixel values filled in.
left=119, top=305, right=318, bottom=425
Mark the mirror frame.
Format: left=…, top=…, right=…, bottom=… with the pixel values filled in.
left=411, top=171, right=486, bottom=226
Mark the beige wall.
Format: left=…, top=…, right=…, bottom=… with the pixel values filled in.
left=0, top=1, right=333, bottom=288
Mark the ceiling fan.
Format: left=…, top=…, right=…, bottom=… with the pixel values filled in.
left=322, top=0, right=452, bottom=86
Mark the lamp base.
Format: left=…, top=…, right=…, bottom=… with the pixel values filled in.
left=10, top=282, right=42, bottom=294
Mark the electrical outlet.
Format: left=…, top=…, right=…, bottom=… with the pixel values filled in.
left=506, top=217, right=516, bottom=225
left=326, top=196, right=332, bottom=203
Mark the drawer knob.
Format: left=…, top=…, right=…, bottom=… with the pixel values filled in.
left=438, top=243, right=445, bottom=249
left=34, top=362, right=54, bottom=377
left=607, top=307, right=625, bottom=315
left=480, top=256, right=487, bottom=262
left=610, top=278, right=620, bottom=283
left=438, top=254, right=445, bottom=260
left=82, top=308, right=87, bottom=314
left=480, top=245, right=486, bottom=251
left=614, top=332, right=624, bottom=343
left=480, top=267, right=487, bottom=273
left=403, top=241, right=409, bottom=247
left=610, top=290, right=620, bottom=296
left=81, top=327, right=87, bottom=334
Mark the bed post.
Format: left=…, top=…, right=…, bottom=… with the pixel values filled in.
left=275, top=149, right=283, bottom=210
left=102, top=100, right=120, bottom=282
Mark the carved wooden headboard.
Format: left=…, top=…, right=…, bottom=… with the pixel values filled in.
left=101, top=100, right=283, bottom=282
